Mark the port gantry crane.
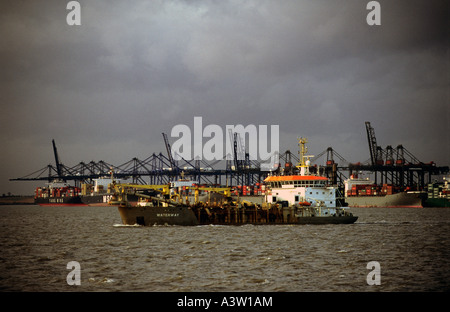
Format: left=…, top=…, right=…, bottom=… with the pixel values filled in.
left=162, top=132, right=176, bottom=171
left=12, top=134, right=267, bottom=188
left=10, top=123, right=449, bottom=192
left=344, top=122, right=449, bottom=190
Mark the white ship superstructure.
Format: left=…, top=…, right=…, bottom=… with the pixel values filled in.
left=264, top=137, right=340, bottom=208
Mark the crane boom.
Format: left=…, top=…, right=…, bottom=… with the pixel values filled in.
left=52, top=139, right=62, bottom=178
left=365, top=122, right=378, bottom=166
left=162, top=133, right=175, bottom=170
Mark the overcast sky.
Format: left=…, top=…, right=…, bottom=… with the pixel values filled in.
left=1, top=0, right=448, bottom=194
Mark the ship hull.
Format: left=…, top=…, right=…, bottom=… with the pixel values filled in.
left=118, top=205, right=357, bottom=226
left=118, top=205, right=199, bottom=226
left=35, top=196, right=87, bottom=206
left=81, top=194, right=139, bottom=206
left=345, top=192, right=424, bottom=208
left=424, top=198, right=450, bottom=208
left=81, top=194, right=115, bottom=206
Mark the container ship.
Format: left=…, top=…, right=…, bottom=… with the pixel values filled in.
left=34, top=181, right=86, bottom=206
left=424, top=176, right=450, bottom=207
left=80, top=178, right=127, bottom=206
left=78, top=177, right=143, bottom=206
left=343, top=175, right=425, bottom=208
left=34, top=178, right=139, bottom=206
left=114, top=138, right=357, bottom=226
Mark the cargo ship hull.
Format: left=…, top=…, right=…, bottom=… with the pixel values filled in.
left=80, top=194, right=112, bottom=206
left=34, top=182, right=87, bottom=206
left=424, top=198, right=450, bottom=208
left=345, top=192, right=424, bottom=208
left=35, top=196, right=87, bottom=206
left=118, top=205, right=357, bottom=226
left=118, top=205, right=199, bottom=226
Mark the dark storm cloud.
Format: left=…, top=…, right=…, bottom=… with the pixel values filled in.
left=1, top=0, right=448, bottom=194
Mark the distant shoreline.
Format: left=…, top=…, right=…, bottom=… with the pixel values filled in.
left=0, top=196, right=34, bottom=205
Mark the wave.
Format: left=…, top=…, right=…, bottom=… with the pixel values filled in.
left=113, top=223, right=142, bottom=228
left=353, top=220, right=446, bottom=225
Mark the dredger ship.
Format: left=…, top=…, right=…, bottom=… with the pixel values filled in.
left=111, top=138, right=357, bottom=226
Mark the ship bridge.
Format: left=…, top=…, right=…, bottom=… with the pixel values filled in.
left=264, top=175, right=328, bottom=188
left=264, top=175, right=336, bottom=207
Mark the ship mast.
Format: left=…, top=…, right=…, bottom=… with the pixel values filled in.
left=296, top=137, right=314, bottom=175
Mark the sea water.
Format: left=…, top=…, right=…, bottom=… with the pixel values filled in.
left=0, top=206, right=449, bottom=291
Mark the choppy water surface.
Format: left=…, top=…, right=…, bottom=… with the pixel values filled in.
left=0, top=206, right=449, bottom=291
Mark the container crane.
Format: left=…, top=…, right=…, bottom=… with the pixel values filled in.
left=52, top=139, right=63, bottom=180
left=365, top=121, right=384, bottom=166
left=162, top=133, right=175, bottom=171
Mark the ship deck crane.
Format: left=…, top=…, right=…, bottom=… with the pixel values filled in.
left=111, top=182, right=231, bottom=206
